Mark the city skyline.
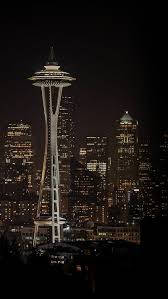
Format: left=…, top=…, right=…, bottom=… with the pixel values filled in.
left=0, top=10, right=168, bottom=295
left=0, top=13, right=167, bottom=153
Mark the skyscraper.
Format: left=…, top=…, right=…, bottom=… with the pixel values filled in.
left=29, top=47, right=75, bottom=245
left=3, top=121, right=34, bottom=194
left=0, top=122, right=38, bottom=228
left=138, top=139, right=153, bottom=218
left=0, top=130, right=4, bottom=184
left=79, top=136, right=108, bottom=200
left=58, top=96, right=75, bottom=215
left=159, top=132, right=168, bottom=216
left=69, top=159, right=102, bottom=226
left=86, top=136, right=107, bottom=176
left=110, top=111, right=138, bottom=224
left=0, top=194, right=37, bottom=226
left=77, top=137, right=108, bottom=226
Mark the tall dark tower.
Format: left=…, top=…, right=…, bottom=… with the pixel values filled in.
left=58, top=96, right=75, bottom=215
left=29, top=47, right=75, bottom=246
left=138, top=139, right=153, bottom=218
left=81, top=136, right=108, bottom=195
left=111, top=111, right=138, bottom=223
left=3, top=121, right=34, bottom=193
left=159, top=132, right=168, bottom=216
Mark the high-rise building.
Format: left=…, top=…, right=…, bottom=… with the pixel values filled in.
left=34, top=169, right=42, bottom=195
left=79, top=147, right=87, bottom=165
left=0, top=193, right=37, bottom=226
left=0, top=122, right=37, bottom=228
left=151, top=167, right=161, bottom=217
left=138, top=140, right=153, bottom=218
left=128, top=188, right=141, bottom=224
left=58, top=96, right=75, bottom=215
left=70, top=136, right=108, bottom=227
left=109, top=111, right=138, bottom=224
left=128, top=140, right=154, bottom=224
left=69, top=159, right=100, bottom=226
left=2, top=121, right=34, bottom=194
left=69, top=158, right=108, bottom=227
left=0, top=130, right=3, bottom=182
left=159, top=132, right=168, bottom=216
left=79, top=136, right=108, bottom=201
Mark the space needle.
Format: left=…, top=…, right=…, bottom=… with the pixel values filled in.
left=29, top=47, right=75, bottom=246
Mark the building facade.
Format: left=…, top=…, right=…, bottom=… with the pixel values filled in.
left=0, top=194, right=37, bottom=226
left=58, top=96, right=75, bottom=215
left=69, top=159, right=100, bottom=226
left=138, top=140, right=153, bottom=219
left=97, top=225, right=140, bottom=243
left=109, top=111, right=138, bottom=224
left=159, top=132, right=168, bottom=216
left=2, top=121, right=34, bottom=194
left=79, top=136, right=108, bottom=203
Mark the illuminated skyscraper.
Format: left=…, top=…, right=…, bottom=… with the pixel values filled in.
left=0, top=131, right=4, bottom=184
left=79, top=136, right=108, bottom=196
left=138, top=140, right=153, bottom=218
left=79, top=147, right=87, bottom=165
left=110, top=111, right=138, bottom=223
left=58, top=96, right=75, bottom=215
left=0, top=122, right=37, bottom=227
left=127, top=140, right=154, bottom=224
left=29, top=47, right=75, bottom=245
left=159, top=132, right=168, bottom=216
left=76, top=137, right=108, bottom=226
left=0, top=194, right=37, bottom=226
left=86, top=136, right=107, bottom=176
left=3, top=121, right=34, bottom=193
left=69, top=159, right=103, bottom=226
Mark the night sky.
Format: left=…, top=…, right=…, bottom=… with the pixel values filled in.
left=0, top=10, right=167, bottom=163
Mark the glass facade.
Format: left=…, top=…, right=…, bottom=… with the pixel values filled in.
left=3, top=122, right=34, bottom=194
left=110, top=111, right=138, bottom=224
left=58, top=96, right=75, bottom=214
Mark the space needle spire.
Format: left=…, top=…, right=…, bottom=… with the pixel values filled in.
left=29, top=47, right=75, bottom=246
left=47, top=46, right=58, bottom=65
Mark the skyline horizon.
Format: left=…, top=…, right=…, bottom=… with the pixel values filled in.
left=0, top=14, right=167, bottom=168
left=0, top=108, right=163, bottom=169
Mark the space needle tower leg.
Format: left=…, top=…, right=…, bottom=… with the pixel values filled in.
left=50, top=86, right=63, bottom=243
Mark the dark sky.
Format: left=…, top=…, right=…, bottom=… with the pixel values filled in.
left=0, top=10, right=167, bottom=162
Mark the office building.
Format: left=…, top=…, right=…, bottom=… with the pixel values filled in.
left=110, top=111, right=138, bottom=224
left=159, top=132, right=168, bottom=216
left=3, top=121, right=34, bottom=194
left=58, top=96, right=75, bottom=215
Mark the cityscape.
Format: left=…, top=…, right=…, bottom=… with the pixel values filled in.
left=0, top=13, right=167, bottom=296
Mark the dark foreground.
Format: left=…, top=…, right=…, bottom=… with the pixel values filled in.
left=0, top=242, right=167, bottom=297
left=1, top=217, right=168, bottom=297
